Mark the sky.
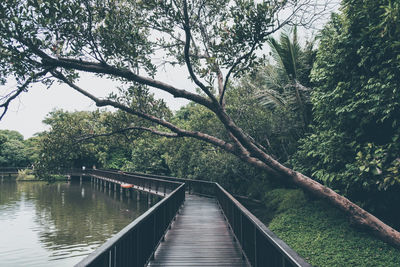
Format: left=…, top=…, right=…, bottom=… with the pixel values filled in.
left=0, top=1, right=339, bottom=139
left=0, top=68, right=191, bottom=139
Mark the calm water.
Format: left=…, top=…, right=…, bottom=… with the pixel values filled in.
left=0, top=180, right=155, bottom=267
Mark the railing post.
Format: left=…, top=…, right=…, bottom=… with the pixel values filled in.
left=254, top=225, right=257, bottom=267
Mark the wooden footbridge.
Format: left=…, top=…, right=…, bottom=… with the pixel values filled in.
left=71, top=169, right=311, bottom=267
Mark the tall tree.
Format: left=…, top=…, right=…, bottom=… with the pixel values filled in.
left=0, top=130, right=31, bottom=167
left=291, top=0, right=400, bottom=226
left=264, top=27, right=313, bottom=127
left=1, top=0, right=399, bottom=246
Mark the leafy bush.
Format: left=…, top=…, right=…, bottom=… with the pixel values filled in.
left=16, top=169, right=35, bottom=180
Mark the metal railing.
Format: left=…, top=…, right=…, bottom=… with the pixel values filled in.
left=76, top=169, right=182, bottom=196
left=215, top=184, right=311, bottom=267
left=73, top=169, right=311, bottom=267
left=120, top=171, right=311, bottom=266
left=119, top=171, right=217, bottom=197
left=75, top=179, right=185, bottom=267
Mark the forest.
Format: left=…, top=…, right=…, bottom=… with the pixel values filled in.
left=0, top=0, right=399, bottom=265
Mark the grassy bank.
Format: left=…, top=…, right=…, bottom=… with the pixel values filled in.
left=245, top=188, right=400, bottom=267
left=16, top=169, right=36, bottom=181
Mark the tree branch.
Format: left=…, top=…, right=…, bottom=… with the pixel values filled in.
left=51, top=70, right=234, bottom=153
left=0, top=68, right=52, bottom=120
left=182, top=0, right=219, bottom=105
left=77, top=126, right=180, bottom=142
left=220, top=42, right=258, bottom=106
left=42, top=55, right=214, bottom=109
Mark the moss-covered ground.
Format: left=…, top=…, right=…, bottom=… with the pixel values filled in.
left=244, top=188, right=400, bottom=267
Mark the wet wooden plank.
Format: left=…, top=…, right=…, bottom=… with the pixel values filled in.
left=148, top=194, right=249, bottom=267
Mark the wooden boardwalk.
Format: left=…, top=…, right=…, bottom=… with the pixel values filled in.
left=148, top=194, right=249, bottom=267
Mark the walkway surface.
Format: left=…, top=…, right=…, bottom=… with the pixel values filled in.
left=148, top=194, right=249, bottom=267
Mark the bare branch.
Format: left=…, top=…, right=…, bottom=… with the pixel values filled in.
left=83, top=0, right=106, bottom=63
left=0, top=68, right=52, bottom=120
left=182, top=0, right=219, bottom=104
left=220, top=40, right=261, bottom=107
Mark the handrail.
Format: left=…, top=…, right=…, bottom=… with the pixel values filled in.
left=215, top=183, right=312, bottom=267
left=72, top=169, right=311, bottom=267
left=75, top=182, right=185, bottom=267
left=80, top=169, right=182, bottom=196
left=120, top=171, right=311, bottom=266
left=119, top=171, right=216, bottom=197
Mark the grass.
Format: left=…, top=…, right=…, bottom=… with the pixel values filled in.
left=245, top=188, right=400, bottom=267
left=48, top=174, right=68, bottom=181
left=16, top=169, right=36, bottom=181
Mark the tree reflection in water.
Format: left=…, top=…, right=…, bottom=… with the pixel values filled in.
left=0, top=181, right=160, bottom=266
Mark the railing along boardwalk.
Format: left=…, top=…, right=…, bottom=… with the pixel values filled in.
left=71, top=169, right=311, bottom=267
left=0, top=167, right=30, bottom=176
left=148, top=194, right=248, bottom=267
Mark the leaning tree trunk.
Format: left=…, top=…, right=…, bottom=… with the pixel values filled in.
left=214, top=106, right=400, bottom=249
left=40, top=52, right=400, bottom=249
left=261, top=155, right=400, bottom=249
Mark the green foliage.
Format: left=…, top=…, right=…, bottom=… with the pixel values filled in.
left=160, top=90, right=281, bottom=196
left=0, top=0, right=298, bottom=95
left=264, top=193, right=400, bottom=266
left=16, top=169, right=36, bottom=180
left=291, top=0, right=400, bottom=223
left=0, top=130, right=31, bottom=167
left=257, top=27, right=315, bottom=130
left=35, top=110, right=105, bottom=176
left=35, top=85, right=173, bottom=177
left=126, top=136, right=170, bottom=175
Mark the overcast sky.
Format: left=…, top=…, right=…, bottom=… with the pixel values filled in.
left=0, top=68, right=191, bottom=139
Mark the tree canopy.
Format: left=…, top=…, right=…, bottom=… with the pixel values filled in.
left=0, top=129, right=32, bottom=167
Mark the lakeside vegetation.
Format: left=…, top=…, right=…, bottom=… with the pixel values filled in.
left=245, top=188, right=400, bottom=267
left=1, top=0, right=399, bottom=265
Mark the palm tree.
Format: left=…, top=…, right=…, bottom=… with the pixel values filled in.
left=256, top=27, right=313, bottom=130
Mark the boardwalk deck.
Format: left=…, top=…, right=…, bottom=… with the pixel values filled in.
left=148, top=194, right=249, bottom=267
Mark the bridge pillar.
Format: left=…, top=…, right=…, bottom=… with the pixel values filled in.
left=137, top=191, right=141, bottom=201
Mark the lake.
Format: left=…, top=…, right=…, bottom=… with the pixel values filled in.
left=0, top=180, right=156, bottom=266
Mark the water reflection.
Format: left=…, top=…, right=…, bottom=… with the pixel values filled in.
left=0, top=180, right=158, bottom=267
